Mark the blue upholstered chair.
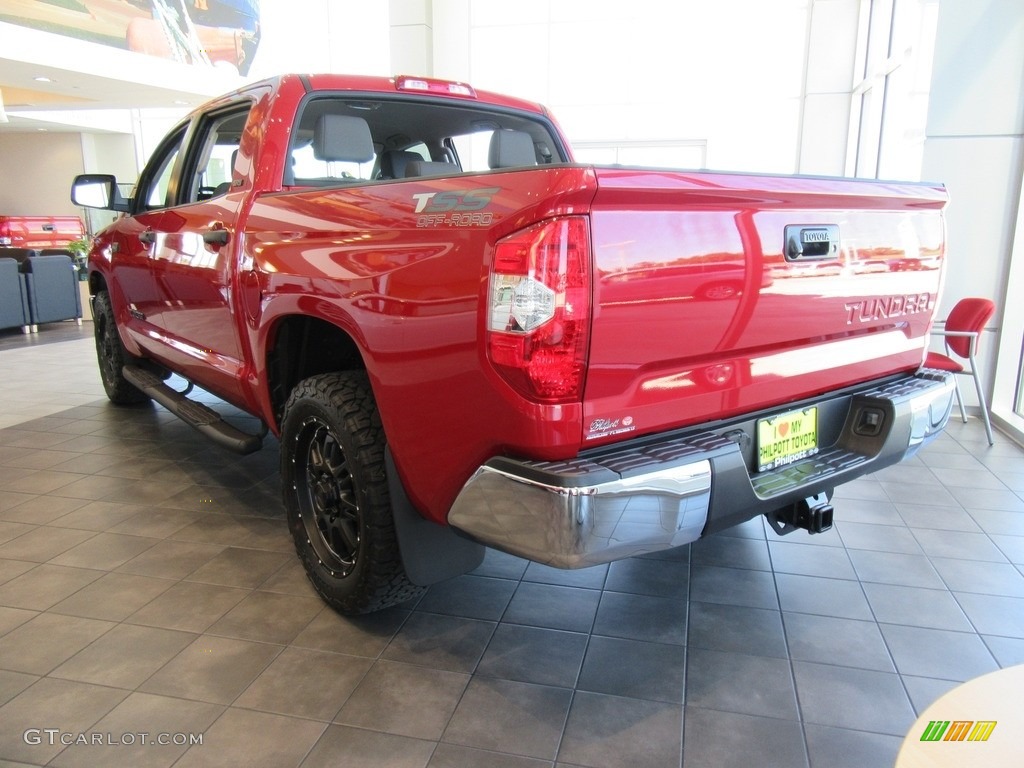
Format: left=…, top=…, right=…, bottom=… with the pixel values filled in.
left=0, top=257, right=31, bottom=333
left=21, top=253, right=82, bottom=331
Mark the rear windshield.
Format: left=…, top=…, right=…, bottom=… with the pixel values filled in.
left=286, top=95, right=566, bottom=186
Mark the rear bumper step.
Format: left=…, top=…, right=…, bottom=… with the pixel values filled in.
left=448, top=370, right=956, bottom=568
left=122, top=365, right=263, bottom=455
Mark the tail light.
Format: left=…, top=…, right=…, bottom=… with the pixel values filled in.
left=487, top=216, right=591, bottom=402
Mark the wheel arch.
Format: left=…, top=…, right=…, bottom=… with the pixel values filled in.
left=265, top=314, right=367, bottom=429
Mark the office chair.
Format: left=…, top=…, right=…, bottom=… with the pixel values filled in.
left=925, top=297, right=996, bottom=445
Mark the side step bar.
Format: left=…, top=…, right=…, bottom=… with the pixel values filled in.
left=122, top=365, right=263, bottom=455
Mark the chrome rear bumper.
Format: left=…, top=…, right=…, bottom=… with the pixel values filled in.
left=448, top=370, right=955, bottom=568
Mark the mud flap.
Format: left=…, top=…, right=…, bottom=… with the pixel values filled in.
left=386, top=448, right=485, bottom=586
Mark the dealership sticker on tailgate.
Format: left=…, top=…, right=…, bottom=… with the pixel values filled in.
left=757, top=407, right=818, bottom=471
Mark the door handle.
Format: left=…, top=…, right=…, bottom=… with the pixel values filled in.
left=203, top=228, right=230, bottom=247
left=138, top=229, right=155, bottom=245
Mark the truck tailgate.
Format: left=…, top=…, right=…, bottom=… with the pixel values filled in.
left=582, top=168, right=947, bottom=444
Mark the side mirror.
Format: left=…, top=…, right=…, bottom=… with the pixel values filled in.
left=71, top=174, right=131, bottom=212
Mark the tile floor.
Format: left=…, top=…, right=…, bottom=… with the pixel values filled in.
left=0, top=324, right=1023, bottom=767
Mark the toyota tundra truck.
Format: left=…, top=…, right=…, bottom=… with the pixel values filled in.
left=71, top=73, right=956, bottom=614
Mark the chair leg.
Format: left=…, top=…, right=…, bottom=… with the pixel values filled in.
left=969, top=370, right=995, bottom=446
left=952, top=377, right=967, bottom=423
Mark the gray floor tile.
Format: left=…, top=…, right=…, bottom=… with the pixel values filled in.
left=126, top=580, right=249, bottom=633
left=835, top=521, right=923, bottom=554
left=847, top=549, right=945, bottom=589
left=48, top=692, right=223, bottom=768
left=336, top=660, right=470, bottom=739
left=803, top=724, right=901, bottom=768
left=138, top=634, right=281, bottom=704
left=0, top=526, right=96, bottom=563
left=415, top=574, right=517, bottom=621
left=0, top=612, right=113, bottom=675
left=503, top=582, right=601, bottom=633
left=768, top=540, right=856, bottom=578
left=831, top=496, right=904, bottom=526
left=577, top=635, right=685, bottom=703
left=46, top=500, right=148, bottom=532
left=559, top=691, right=682, bottom=768
left=476, top=623, right=588, bottom=688
left=471, top=549, right=530, bottom=581
left=293, top=605, right=410, bottom=658
left=688, top=565, right=778, bottom=610
left=784, top=613, right=894, bottom=672
left=931, top=557, right=1024, bottom=597
left=901, top=675, right=961, bottom=715
left=428, top=743, right=551, bottom=768
left=688, top=601, right=788, bottom=658
left=592, top=591, right=687, bottom=645
left=173, top=708, right=326, bottom=768
left=968, top=508, right=1024, bottom=536
left=0, top=560, right=35, bottom=588
left=0, top=563, right=104, bottom=611
left=862, top=582, right=973, bottom=631
left=605, top=557, right=689, bottom=598
left=206, top=590, right=324, bottom=644
left=50, top=623, right=195, bottom=689
left=682, top=707, right=807, bottom=768
left=691, top=533, right=771, bottom=570
left=792, top=662, right=916, bottom=736
left=522, top=560, right=608, bottom=589
left=184, top=546, right=291, bottom=589
left=954, top=592, right=1024, bottom=637
left=234, top=646, right=371, bottom=721
left=776, top=573, right=873, bottom=620
left=0, top=678, right=129, bottom=764
left=49, top=571, right=173, bottom=621
left=115, top=538, right=226, bottom=579
left=301, top=724, right=435, bottom=768
left=896, top=503, right=982, bottom=531
left=0, top=670, right=37, bottom=708
left=983, top=635, right=1024, bottom=667
left=382, top=612, right=495, bottom=673
left=0, top=494, right=88, bottom=524
left=912, top=528, right=1009, bottom=562
left=881, top=481, right=958, bottom=507
left=686, top=648, right=799, bottom=720
left=991, top=533, right=1024, bottom=564
left=0, top=607, right=35, bottom=638
left=444, top=678, right=572, bottom=760
left=880, top=623, right=998, bottom=681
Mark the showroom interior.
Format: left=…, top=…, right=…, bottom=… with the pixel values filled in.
left=0, top=0, right=1023, bottom=766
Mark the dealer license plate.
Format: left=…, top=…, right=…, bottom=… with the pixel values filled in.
left=757, top=407, right=819, bottom=472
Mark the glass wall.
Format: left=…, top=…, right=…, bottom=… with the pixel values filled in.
left=845, top=0, right=940, bottom=182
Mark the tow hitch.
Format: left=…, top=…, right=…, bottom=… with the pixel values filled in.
left=767, top=493, right=834, bottom=536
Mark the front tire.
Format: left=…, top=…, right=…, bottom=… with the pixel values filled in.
left=280, top=371, right=423, bottom=614
left=93, top=291, right=150, bottom=404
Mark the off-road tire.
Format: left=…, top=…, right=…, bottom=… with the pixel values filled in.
left=280, top=371, right=424, bottom=614
left=93, top=291, right=150, bottom=405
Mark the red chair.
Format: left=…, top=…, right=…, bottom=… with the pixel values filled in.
left=925, top=297, right=996, bottom=445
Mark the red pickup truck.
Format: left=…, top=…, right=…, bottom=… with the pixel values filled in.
left=72, top=73, right=956, bottom=614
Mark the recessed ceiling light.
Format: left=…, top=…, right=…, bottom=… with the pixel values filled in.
left=33, top=76, right=53, bottom=83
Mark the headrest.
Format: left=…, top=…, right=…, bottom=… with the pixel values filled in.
left=313, top=115, right=375, bottom=163
left=379, top=150, right=422, bottom=179
left=405, top=160, right=458, bottom=178
left=488, top=130, right=536, bottom=169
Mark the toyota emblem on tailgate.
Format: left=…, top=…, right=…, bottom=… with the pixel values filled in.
left=784, top=224, right=840, bottom=261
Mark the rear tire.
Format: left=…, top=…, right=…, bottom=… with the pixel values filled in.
left=280, top=371, right=424, bottom=614
left=93, top=291, right=150, bottom=405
